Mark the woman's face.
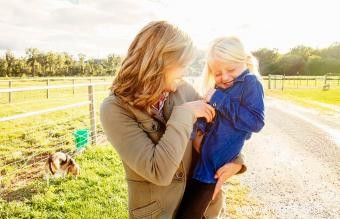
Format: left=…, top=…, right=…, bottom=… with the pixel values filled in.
left=164, top=66, right=186, bottom=92
left=209, top=59, right=247, bottom=89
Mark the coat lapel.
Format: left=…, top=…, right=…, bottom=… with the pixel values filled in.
left=163, top=92, right=175, bottom=122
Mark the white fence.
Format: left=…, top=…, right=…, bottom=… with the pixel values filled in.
left=263, top=74, right=340, bottom=90
left=0, top=81, right=111, bottom=191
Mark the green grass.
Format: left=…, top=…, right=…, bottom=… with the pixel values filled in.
left=0, top=145, right=262, bottom=218
left=0, top=82, right=110, bottom=189
left=0, top=146, right=128, bottom=219
left=265, top=88, right=340, bottom=113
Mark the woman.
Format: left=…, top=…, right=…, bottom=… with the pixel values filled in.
left=100, top=21, right=246, bottom=219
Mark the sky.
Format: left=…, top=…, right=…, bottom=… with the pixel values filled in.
left=1, top=0, right=339, bottom=58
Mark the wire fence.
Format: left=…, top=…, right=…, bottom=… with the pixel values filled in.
left=0, top=76, right=113, bottom=104
left=262, top=74, right=340, bottom=90
left=0, top=80, right=111, bottom=193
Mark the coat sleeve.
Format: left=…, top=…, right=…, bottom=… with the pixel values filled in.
left=100, top=99, right=196, bottom=186
left=210, top=76, right=265, bottom=133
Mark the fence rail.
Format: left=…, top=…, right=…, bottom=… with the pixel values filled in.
left=0, top=78, right=112, bottom=103
left=0, top=76, right=112, bottom=82
left=263, top=74, right=340, bottom=90
left=0, top=81, right=111, bottom=191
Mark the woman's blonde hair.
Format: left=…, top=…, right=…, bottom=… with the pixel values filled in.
left=203, top=36, right=260, bottom=92
left=111, top=21, right=194, bottom=114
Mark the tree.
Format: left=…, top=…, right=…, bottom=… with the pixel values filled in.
left=5, top=50, right=15, bottom=77
left=78, top=53, right=86, bottom=75
left=26, top=48, right=40, bottom=77
left=276, top=54, right=306, bottom=76
left=0, top=57, right=7, bottom=77
left=253, top=48, right=280, bottom=75
left=320, top=42, right=340, bottom=59
left=104, top=54, right=122, bottom=76
left=289, top=45, right=315, bottom=61
left=11, top=59, right=28, bottom=77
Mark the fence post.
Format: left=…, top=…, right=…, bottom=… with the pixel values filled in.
left=282, top=74, right=285, bottom=91
left=324, top=75, right=328, bottom=88
left=73, top=79, right=75, bottom=95
left=315, top=78, right=317, bottom=87
left=88, top=85, right=97, bottom=145
left=296, top=78, right=298, bottom=88
left=46, top=79, right=50, bottom=99
left=274, top=75, right=277, bottom=89
left=268, top=74, right=271, bottom=89
left=8, top=81, right=12, bottom=104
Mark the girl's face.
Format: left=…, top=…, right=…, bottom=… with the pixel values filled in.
left=164, top=66, right=186, bottom=92
left=209, top=59, right=247, bottom=89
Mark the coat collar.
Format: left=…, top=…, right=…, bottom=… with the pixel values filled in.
left=234, top=69, right=250, bottom=82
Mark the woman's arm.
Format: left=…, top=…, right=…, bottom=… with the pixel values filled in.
left=100, top=97, right=215, bottom=186
left=100, top=100, right=195, bottom=186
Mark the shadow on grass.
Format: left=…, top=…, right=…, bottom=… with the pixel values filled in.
left=1, top=183, right=43, bottom=202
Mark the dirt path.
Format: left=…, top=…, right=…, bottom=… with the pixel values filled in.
left=236, top=97, right=340, bottom=218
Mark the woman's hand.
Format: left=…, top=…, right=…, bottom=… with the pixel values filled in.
left=212, top=162, right=242, bottom=200
left=182, top=100, right=215, bottom=122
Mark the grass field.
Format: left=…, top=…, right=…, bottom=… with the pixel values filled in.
left=265, top=88, right=340, bottom=113
left=0, top=146, right=128, bottom=219
left=0, top=80, right=110, bottom=190
left=0, top=146, right=263, bottom=219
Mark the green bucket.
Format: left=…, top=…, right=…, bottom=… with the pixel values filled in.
left=74, top=129, right=90, bottom=150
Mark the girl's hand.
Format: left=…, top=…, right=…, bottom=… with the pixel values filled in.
left=212, top=162, right=242, bottom=200
left=192, top=130, right=204, bottom=153
left=203, top=88, right=216, bottom=103
left=182, top=100, right=215, bottom=122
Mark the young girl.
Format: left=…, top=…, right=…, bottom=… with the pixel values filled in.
left=176, top=36, right=265, bottom=219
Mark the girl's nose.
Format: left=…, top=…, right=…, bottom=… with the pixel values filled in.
left=222, top=72, right=231, bottom=82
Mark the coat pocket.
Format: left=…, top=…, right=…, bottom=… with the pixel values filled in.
left=130, top=200, right=162, bottom=219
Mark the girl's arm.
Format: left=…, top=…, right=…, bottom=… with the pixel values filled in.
left=209, top=75, right=265, bottom=133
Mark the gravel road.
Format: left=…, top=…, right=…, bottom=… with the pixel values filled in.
left=237, top=97, right=340, bottom=219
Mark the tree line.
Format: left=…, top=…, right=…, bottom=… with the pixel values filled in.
left=1, top=42, right=339, bottom=77
left=253, top=42, right=340, bottom=76
left=0, top=48, right=122, bottom=77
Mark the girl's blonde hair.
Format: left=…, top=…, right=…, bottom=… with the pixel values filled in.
left=203, top=36, right=260, bottom=92
left=111, top=21, right=195, bottom=114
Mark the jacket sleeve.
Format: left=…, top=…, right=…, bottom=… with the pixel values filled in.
left=190, top=118, right=208, bottom=140
left=210, top=76, right=265, bottom=133
left=100, top=100, right=196, bottom=186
